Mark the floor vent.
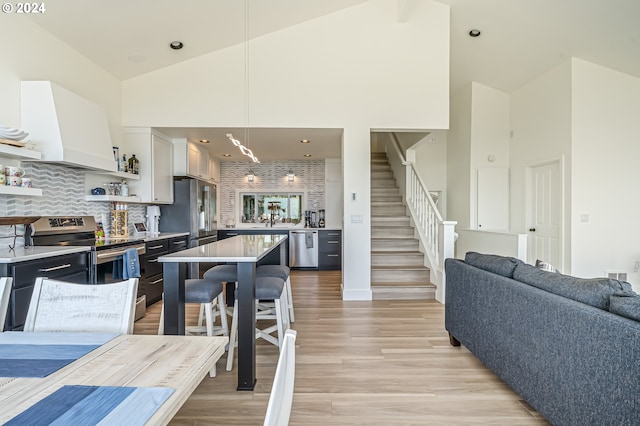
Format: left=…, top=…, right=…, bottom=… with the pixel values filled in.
left=606, top=271, right=628, bottom=281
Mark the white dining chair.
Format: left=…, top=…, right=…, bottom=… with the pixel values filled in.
left=0, top=277, right=12, bottom=331
left=24, top=277, right=139, bottom=334
left=264, top=329, right=297, bottom=426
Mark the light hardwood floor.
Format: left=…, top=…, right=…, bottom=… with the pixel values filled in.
left=134, top=270, right=549, bottom=425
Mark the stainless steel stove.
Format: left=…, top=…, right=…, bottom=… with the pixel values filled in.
left=29, top=216, right=146, bottom=283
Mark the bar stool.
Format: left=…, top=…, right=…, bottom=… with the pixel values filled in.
left=226, top=276, right=290, bottom=372
left=203, top=264, right=238, bottom=315
left=256, top=264, right=295, bottom=323
left=158, top=279, right=228, bottom=338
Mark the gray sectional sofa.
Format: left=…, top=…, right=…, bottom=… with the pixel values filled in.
left=445, top=252, right=640, bottom=426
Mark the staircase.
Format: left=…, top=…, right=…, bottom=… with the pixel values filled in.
left=370, top=152, right=436, bottom=300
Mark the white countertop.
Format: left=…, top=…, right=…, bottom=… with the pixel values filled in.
left=0, top=246, right=91, bottom=264
left=0, top=233, right=190, bottom=264
left=159, top=234, right=287, bottom=263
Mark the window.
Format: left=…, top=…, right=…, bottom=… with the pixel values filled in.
left=240, top=192, right=303, bottom=224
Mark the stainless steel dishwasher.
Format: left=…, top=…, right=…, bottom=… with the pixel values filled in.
left=289, top=230, right=319, bottom=268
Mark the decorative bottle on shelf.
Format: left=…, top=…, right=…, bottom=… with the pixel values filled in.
left=128, top=154, right=139, bottom=175
left=121, top=154, right=128, bottom=172
left=120, top=179, right=128, bottom=197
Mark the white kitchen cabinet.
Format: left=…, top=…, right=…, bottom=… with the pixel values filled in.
left=122, top=128, right=174, bottom=204
left=152, top=135, right=173, bottom=202
left=174, top=140, right=210, bottom=180
left=190, top=143, right=209, bottom=179
left=208, top=156, right=220, bottom=182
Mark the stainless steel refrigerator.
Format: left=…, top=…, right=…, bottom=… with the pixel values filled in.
left=159, top=178, right=217, bottom=248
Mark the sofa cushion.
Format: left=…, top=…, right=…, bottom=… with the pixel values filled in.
left=609, top=293, right=640, bottom=322
left=464, top=252, right=522, bottom=278
left=513, top=263, right=633, bottom=310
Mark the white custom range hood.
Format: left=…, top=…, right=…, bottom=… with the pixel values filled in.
left=21, top=81, right=117, bottom=172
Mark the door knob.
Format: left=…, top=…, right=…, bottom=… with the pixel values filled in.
left=529, top=228, right=536, bottom=232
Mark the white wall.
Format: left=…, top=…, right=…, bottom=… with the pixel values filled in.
left=446, top=82, right=509, bottom=229
left=469, top=83, right=510, bottom=229
left=510, top=60, right=573, bottom=271
left=447, top=84, right=472, bottom=228
left=0, top=15, right=122, bottom=147
left=570, top=59, right=640, bottom=290
left=122, top=0, right=451, bottom=300
left=412, top=131, right=447, bottom=214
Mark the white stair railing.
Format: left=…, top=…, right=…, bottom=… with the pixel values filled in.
left=387, top=133, right=456, bottom=303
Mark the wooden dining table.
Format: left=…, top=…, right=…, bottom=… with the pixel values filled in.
left=0, top=332, right=228, bottom=425
left=159, top=233, right=288, bottom=391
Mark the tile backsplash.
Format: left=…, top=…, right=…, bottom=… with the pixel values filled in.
left=1, top=160, right=326, bottom=246
left=0, top=162, right=145, bottom=246
left=219, top=160, right=325, bottom=224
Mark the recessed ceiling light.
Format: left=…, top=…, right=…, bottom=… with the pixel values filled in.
left=169, top=41, right=184, bottom=50
left=222, top=153, right=231, bottom=157
left=468, top=29, right=481, bottom=37
left=199, top=139, right=209, bottom=144
left=303, top=154, right=312, bottom=157
left=300, top=139, right=310, bottom=143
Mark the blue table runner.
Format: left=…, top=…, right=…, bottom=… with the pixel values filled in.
left=0, top=332, right=117, bottom=378
left=5, top=385, right=174, bottom=426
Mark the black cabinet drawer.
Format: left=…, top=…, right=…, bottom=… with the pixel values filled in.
left=143, top=255, right=164, bottom=277
left=318, top=252, right=341, bottom=270
left=145, top=240, right=169, bottom=256
left=11, top=253, right=89, bottom=289
left=2, top=252, right=89, bottom=331
left=168, top=236, right=188, bottom=253
left=319, top=238, right=341, bottom=253
left=319, top=230, right=342, bottom=254
left=143, top=240, right=168, bottom=277
left=140, top=274, right=164, bottom=306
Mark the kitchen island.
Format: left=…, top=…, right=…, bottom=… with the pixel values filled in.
left=159, top=233, right=287, bottom=391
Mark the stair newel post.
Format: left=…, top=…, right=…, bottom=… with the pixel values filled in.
left=437, top=220, right=458, bottom=303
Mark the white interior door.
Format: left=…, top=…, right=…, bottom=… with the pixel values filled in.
left=529, top=161, right=561, bottom=269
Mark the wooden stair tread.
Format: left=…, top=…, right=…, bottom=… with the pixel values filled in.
left=371, top=281, right=435, bottom=288
left=371, top=250, right=424, bottom=254
left=371, top=237, right=418, bottom=241
left=372, top=264, right=429, bottom=269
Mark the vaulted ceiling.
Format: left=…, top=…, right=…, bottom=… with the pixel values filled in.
left=25, top=0, right=640, bottom=160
